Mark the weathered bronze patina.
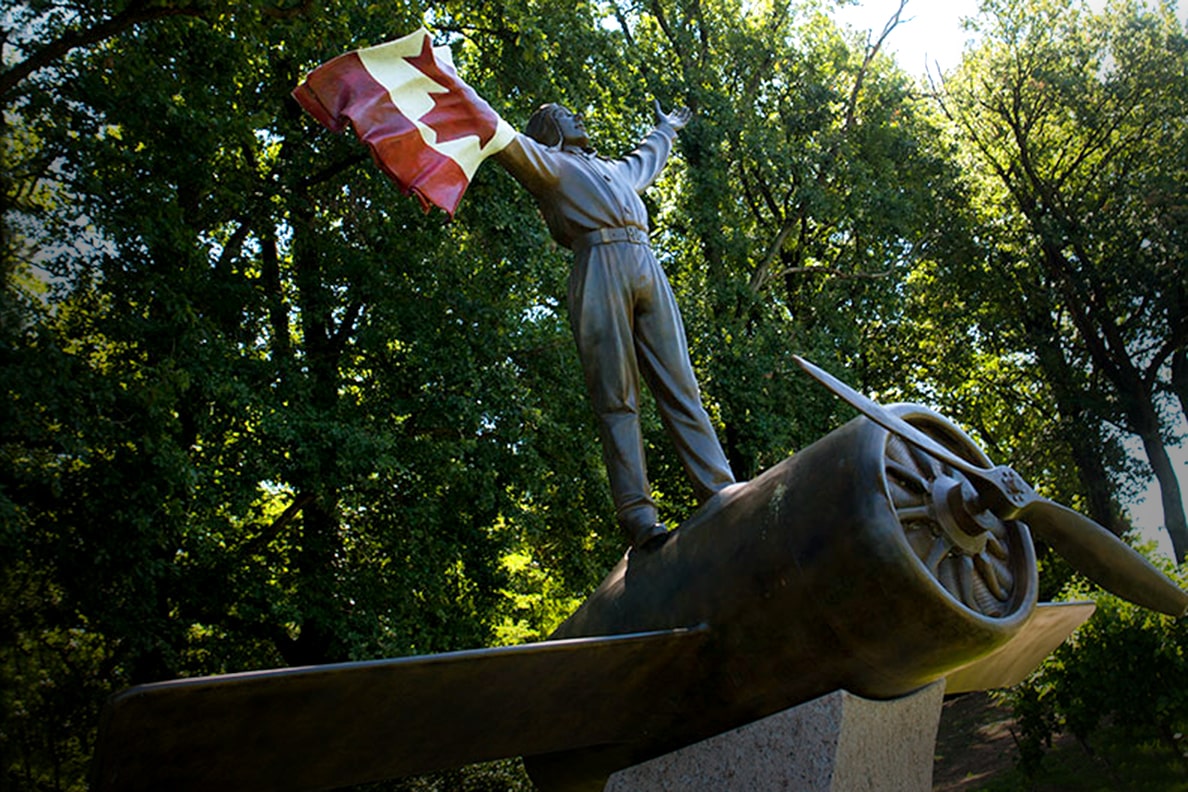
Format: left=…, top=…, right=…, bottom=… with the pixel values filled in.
left=525, top=401, right=1046, bottom=789
left=492, top=103, right=736, bottom=549
left=794, top=356, right=1188, bottom=618
left=95, top=367, right=1187, bottom=791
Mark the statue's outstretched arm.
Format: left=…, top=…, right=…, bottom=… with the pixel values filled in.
left=614, top=101, right=688, bottom=193
left=491, top=135, right=561, bottom=198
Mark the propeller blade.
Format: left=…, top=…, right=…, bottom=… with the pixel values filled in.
left=793, top=356, right=988, bottom=477
left=793, top=356, right=1039, bottom=514
left=793, top=355, right=1188, bottom=618
left=1021, top=499, right=1188, bottom=617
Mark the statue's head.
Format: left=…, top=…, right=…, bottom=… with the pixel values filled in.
left=525, top=103, right=588, bottom=149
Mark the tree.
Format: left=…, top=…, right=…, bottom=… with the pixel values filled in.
left=935, top=0, right=1188, bottom=559
left=1, top=2, right=642, bottom=786
left=0, top=0, right=1004, bottom=788
left=1006, top=563, right=1188, bottom=776
left=1, top=1, right=237, bottom=335
left=586, top=0, right=963, bottom=484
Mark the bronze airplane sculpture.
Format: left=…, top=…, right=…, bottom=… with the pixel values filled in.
left=93, top=358, right=1188, bottom=792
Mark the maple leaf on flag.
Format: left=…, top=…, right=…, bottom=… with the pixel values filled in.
left=403, top=37, right=501, bottom=147
left=291, top=28, right=516, bottom=217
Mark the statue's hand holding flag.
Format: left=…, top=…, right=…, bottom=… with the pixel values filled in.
left=292, top=28, right=516, bottom=217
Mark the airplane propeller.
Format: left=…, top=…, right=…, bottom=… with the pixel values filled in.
left=794, top=356, right=1188, bottom=618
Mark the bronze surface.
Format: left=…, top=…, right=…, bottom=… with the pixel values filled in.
left=794, top=355, right=1188, bottom=617
left=946, top=601, right=1096, bottom=694
left=526, top=406, right=1041, bottom=788
left=95, top=395, right=1155, bottom=792
left=93, top=628, right=708, bottom=792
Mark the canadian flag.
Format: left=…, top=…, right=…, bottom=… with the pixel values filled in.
left=293, top=28, right=517, bottom=217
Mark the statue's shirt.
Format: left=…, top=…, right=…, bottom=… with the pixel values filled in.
left=493, top=124, right=676, bottom=249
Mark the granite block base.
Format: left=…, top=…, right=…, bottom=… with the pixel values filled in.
left=603, top=681, right=945, bottom=791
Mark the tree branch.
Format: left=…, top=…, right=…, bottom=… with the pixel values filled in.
left=0, top=2, right=207, bottom=99
left=749, top=216, right=797, bottom=295
left=241, top=492, right=316, bottom=557
left=777, top=265, right=893, bottom=281
left=298, top=152, right=369, bottom=190
left=844, top=0, right=908, bottom=133
left=331, top=301, right=364, bottom=354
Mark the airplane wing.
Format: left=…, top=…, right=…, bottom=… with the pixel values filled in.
left=92, top=626, right=710, bottom=792
left=945, top=601, right=1095, bottom=694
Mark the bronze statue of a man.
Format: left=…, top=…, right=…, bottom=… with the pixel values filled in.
left=494, top=101, right=736, bottom=550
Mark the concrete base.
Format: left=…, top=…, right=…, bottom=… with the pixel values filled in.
left=604, top=681, right=945, bottom=791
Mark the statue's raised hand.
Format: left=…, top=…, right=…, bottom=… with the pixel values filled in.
left=654, top=99, right=691, bottom=131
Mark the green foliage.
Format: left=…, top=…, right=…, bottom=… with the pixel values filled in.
left=1003, top=562, right=1188, bottom=780
left=594, top=0, right=961, bottom=480
left=935, top=0, right=1188, bottom=556
left=1, top=0, right=1185, bottom=790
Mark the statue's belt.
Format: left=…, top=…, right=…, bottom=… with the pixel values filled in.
left=573, top=226, right=650, bottom=252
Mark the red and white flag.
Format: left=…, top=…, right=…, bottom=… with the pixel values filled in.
left=293, top=28, right=516, bottom=217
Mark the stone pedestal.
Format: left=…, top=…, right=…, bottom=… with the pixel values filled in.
left=604, top=681, right=945, bottom=791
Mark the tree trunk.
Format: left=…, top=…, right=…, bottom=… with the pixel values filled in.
left=1172, top=348, right=1188, bottom=425
left=282, top=201, right=347, bottom=666
left=1130, top=396, right=1188, bottom=562
left=1063, top=415, right=1125, bottom=536
left=1021, top=291, right=1125, bottom=534
left=1030, top=240, right=1186, bottom=558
